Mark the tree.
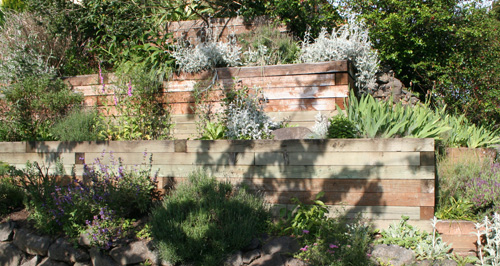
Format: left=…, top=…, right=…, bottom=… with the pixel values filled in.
left=344, top=0, right=500, bottom=127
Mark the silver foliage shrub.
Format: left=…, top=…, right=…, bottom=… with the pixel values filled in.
left=298, top=19, right=379, bottom=93
left=311, top=112, right=330, bottom=139
left=225, top=89, right=280, bottom=140
left=0, top=11, right=68, bottom=84
left=172, top=35, right=242, bottom=73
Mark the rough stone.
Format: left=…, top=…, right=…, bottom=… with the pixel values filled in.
left=48, top=238, right=90, bottom=263
left=248, top=253, right=285, bottom=266
left=371, top=244, right=415, bottom=266
left=20, top=256, right=40, bottom=266
left=272, top=127, right=313, bottom=140
left=0, top=242, right=23, bottom=266
left=285, top=257, right=311, bottom=266
left=242, top=249, right=260, bottom=264
left=242, top=238, right=261, bottom=251
left=37, top=257, right=70, bottom=266
left=109, top=240, right=156, bottom=265
left=73, top=263, right=92, bottom=266
left=0, top=221, right=16, bottom=242
left=13, top=229, right=52, bottom=256
left=77, top=231, right=92, bottom=248
left=224, top=251, right=243, bottom=266
left=89, top=247, right=119, bottom=266
left=262, top=236, right=300, bottom=255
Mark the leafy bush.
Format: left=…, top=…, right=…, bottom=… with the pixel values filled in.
left=327, top=113, right=358, bottom=138
left=50, top=108, right=104, bottom=141
left=377, top=216, right=451, bottom=261
left=0, top=11, right=60, bottom=84
left=151, top=169, right=269, bottom=266
left=100, top=66, right=174, bottom=140
left=0, top=74, right=83, bottom=141
left=437, top=153, right=500, bottom=219
left=239, top=24, right=299, bottom=66
left=0, top=162, right=24, bottom=216
left=441, top=113, right=500, bottom=149
left=298, top=20, right=379, bottom=92
left=275, top=193, right=374, bottom=265
left=224, top=87, right=281, bottom=139
left=15, top=152, right=160, bottom=242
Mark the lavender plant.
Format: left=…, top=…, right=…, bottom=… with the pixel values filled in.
left=15, top=151, right=160, bottom=241
left=84, top=207, right=134, bottom=250
left=297, top=18, right=379, bottom=93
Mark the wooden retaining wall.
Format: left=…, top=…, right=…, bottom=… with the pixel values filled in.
left=64, top=60, right=355, bottom=139
left=166, top=16, right=287, bottom=44
left=0, top=138, right=436, bottom=226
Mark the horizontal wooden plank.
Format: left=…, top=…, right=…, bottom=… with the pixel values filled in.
left=0, top=153, right=74, bottom=165
left=253, top=151, right=420, bottom=166
left=153, top=165, right=434, bottom=180
left=185, top=139, right=434, bottom=152
left=0, top=142, right=26, bottom=153
left=238, top=178, right=424, bottom=193
left=269, top=204, right=421, bottom=220
left=261, top=191, right=433, bottom=206
left=64, top=74, right=117, bottom=87
left=25, top=141, right=175, bottom=153
left=171, top=61, right=351, bottom=80
left=169, top=111, right=338, bottom=123
left=74, top=84, right=120, bottom=96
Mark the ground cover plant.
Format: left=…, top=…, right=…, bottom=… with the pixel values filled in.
left=150, top=169, right=269, bottom=266
left=270, top=192, right=374, bottom=266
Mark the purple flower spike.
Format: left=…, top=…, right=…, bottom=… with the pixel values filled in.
left=302, top=229, right=310, bottom=234
left=127, top=81, right=133, bottom=97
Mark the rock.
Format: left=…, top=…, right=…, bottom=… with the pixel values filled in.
left=242, top=238, right=260, bottom=251
left=0, top=221, right=16, bottom=242
left=248, top=253, right=285, bottom=266
left=262, top=236, right=300, bottom=255
left=20, top=256, right=40, bottom=266
left=437, top=259, right=458, bottom=266
left=13, top=229, right=52, bottom=256
left=78, top=231, right=92, bottom=248
left=272, top=127, right=313, bottom=140
left=109, top=240, right=157, bottom=265
left=242, top=249, right=260, bottom=264
left=89, top=247, right=119, bottom=266
left=224, top=251, right=243, bottom=266
left=73, top=263, right=92, bottom=266
left=37, top=257, right=70, bottom=266
left=285, top=257, right=310, bottom=266
left=371, top=244, right=415, bottom=266
left=0, top=242, right=23, bottom=266
left=48, top=238, right=89, bottom=263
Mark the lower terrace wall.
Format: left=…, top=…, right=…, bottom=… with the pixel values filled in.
left=0, top=138, right=435, bottom=228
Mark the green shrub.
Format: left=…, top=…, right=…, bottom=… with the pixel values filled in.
left=100, top=66, right=173, bottom=140
left=151, top=169, right=269, bottom=266
left=50, top=108, right=104, bottom=141
left=327, top=114, right=358, bottom=138
left=0, top=162, right=24, bottom=216
left=1, top=74, right=83, bottom=141
left=239, top=24, right=299, bottom=66
left=15, top=153, right=160, bottom=240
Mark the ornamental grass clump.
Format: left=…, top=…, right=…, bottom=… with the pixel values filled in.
left=150, top=169, right=269, bottom=266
